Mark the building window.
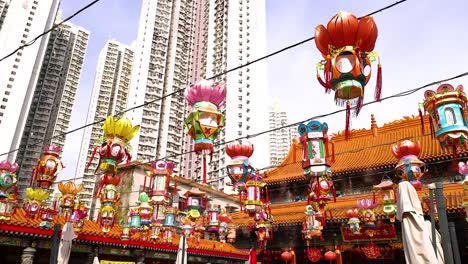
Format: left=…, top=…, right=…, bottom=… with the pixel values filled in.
left=0, top=105, right=5, bottom=109
left=2, top=98, right=7, bottom=102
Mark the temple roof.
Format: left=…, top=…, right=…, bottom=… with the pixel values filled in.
left=230, top=183, right=465, bottom=227
left=0, top=208, right=248, bottom=259
left=263, top=113, right=468, bottom=184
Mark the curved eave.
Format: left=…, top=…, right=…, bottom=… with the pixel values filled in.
left=0, top=224, right=248, bottom=260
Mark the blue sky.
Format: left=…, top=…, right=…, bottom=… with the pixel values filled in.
left=58, top=0, right=468, bottom=181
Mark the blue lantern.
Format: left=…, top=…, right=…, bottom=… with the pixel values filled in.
left=423, top=84, right=468, bottom=149
left=297, top=121, right=333, bottom=180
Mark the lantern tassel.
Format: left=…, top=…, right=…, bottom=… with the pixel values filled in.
left=173, top=178, right=177, bottom=195
left=202, top=153, right=207, bottom=184
left=317, top=68, right=328, bottom=89
left=355, top=93, right=364, bottom=116
left=374, top=62, right=382, bottom=101
left=249, top=248, right=256, bottom=264
left=419, top=108, right=425, bottom=134
left=345, top=101, right=351, bottom=140
left=325, top=58, right=331, bottom=90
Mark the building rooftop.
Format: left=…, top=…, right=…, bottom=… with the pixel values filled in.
left=230, top=183, right=465, bottom=227
left=263, top=113, right=468, bottom=184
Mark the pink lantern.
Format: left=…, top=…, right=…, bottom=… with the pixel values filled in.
left=357, top=198, right=378, bottom=237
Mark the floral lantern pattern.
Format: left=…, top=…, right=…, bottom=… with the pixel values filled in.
left=149, top=160, right=173, bottom=205
left=314, top=11, right=381, bottom=138
left=392, top=140, right=425, bottom=190
left=374, top=178, right=397, bottom=222
left=225, top=140, right=255, bottom=190
left=24, top=187, right=50, bottom=219
left=87, top=116, right=139, bottom=175
left=87, top=115, right=139, bottom=232
left=0, top=160, right=18, bottom=221
left=35, top=145, right=64, bottom=189
left=206, top=204, right=221, bottom=233
left=302, top=205, right=324, bottom=242
left=357, top=198, right=378, bottom=237
left=227, top=223, right=237, bottom=243
left=298, top=121, right=333, bottom=180
left=129, top=209, right=141, bottom=234
left=147, top=160, right=173, bottom=241
left=298, top=120, right=336, bottom=235
left=69, top=201, right=88, bottom=232
left=185, top=80, right=226, bottom=184
left=98, top=184, right=120, bottom=232
left=345, top=208, right=361, bottom=234
left=243, top=174, right=266, bottom=217
left=183, top=188, right=207, bottom=221
left=218, top=213, right=232, bottom=244
left=162, top=206, right=178, bottom=243
left=57, top=181, right=83, bottom=218
left=422, top=84, right=468, bottom=149
left=39, top=198, right=58, bottom=228
left=137, top=192, right=153, bottom=226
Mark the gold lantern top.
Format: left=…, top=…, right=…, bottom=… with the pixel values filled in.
left=102, top=116, right=140, bottom=145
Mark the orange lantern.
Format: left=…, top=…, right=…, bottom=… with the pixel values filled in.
left=315, top=11, right=381, bottom=138
left=35, top=145, right=64, bottom=188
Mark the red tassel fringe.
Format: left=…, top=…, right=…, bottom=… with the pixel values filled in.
left=325, top=58, right=332, bottom=92
left=345, top=101, right=351, bottom=140
left=173, top=178, right=177, bottom=195
left=355, top=96, right=364, bottom=116
left=374, top=63, right=382, bottom=101
left=419, top=108, right=425, bottom=134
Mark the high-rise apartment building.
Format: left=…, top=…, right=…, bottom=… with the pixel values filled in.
left=127, top=0, right=196, bottom=174
left=126, top=0, right=268, bottom=191
left=75, top=40, right=134, bottom=207
left=14, top=22, right=89, bottom=199
left=0, top=0, right=60, bottom=163
left=0, top=0, right=11, bottom=30
left=190, top=0, right=269, bottom=190
left=268, top=103, right=298, bottom=166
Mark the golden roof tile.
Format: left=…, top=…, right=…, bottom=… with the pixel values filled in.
left=263, top=113, right=468, bottom=184
left=230, top=183, right=464, bottom=227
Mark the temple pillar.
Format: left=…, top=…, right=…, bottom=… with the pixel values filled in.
left=87, top=248, right=98, bottom=264
left=134, top=249, right=145, bottom=264
left=21, top=247, right=36, bottom=264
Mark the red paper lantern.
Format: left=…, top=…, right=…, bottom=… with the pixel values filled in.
left=281, top=251, right=293, bottom=261
left=324, top=251, right=337, bottom=261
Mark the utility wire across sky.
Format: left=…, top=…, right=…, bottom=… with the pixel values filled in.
left=0, top=0, right=410, bottom=158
